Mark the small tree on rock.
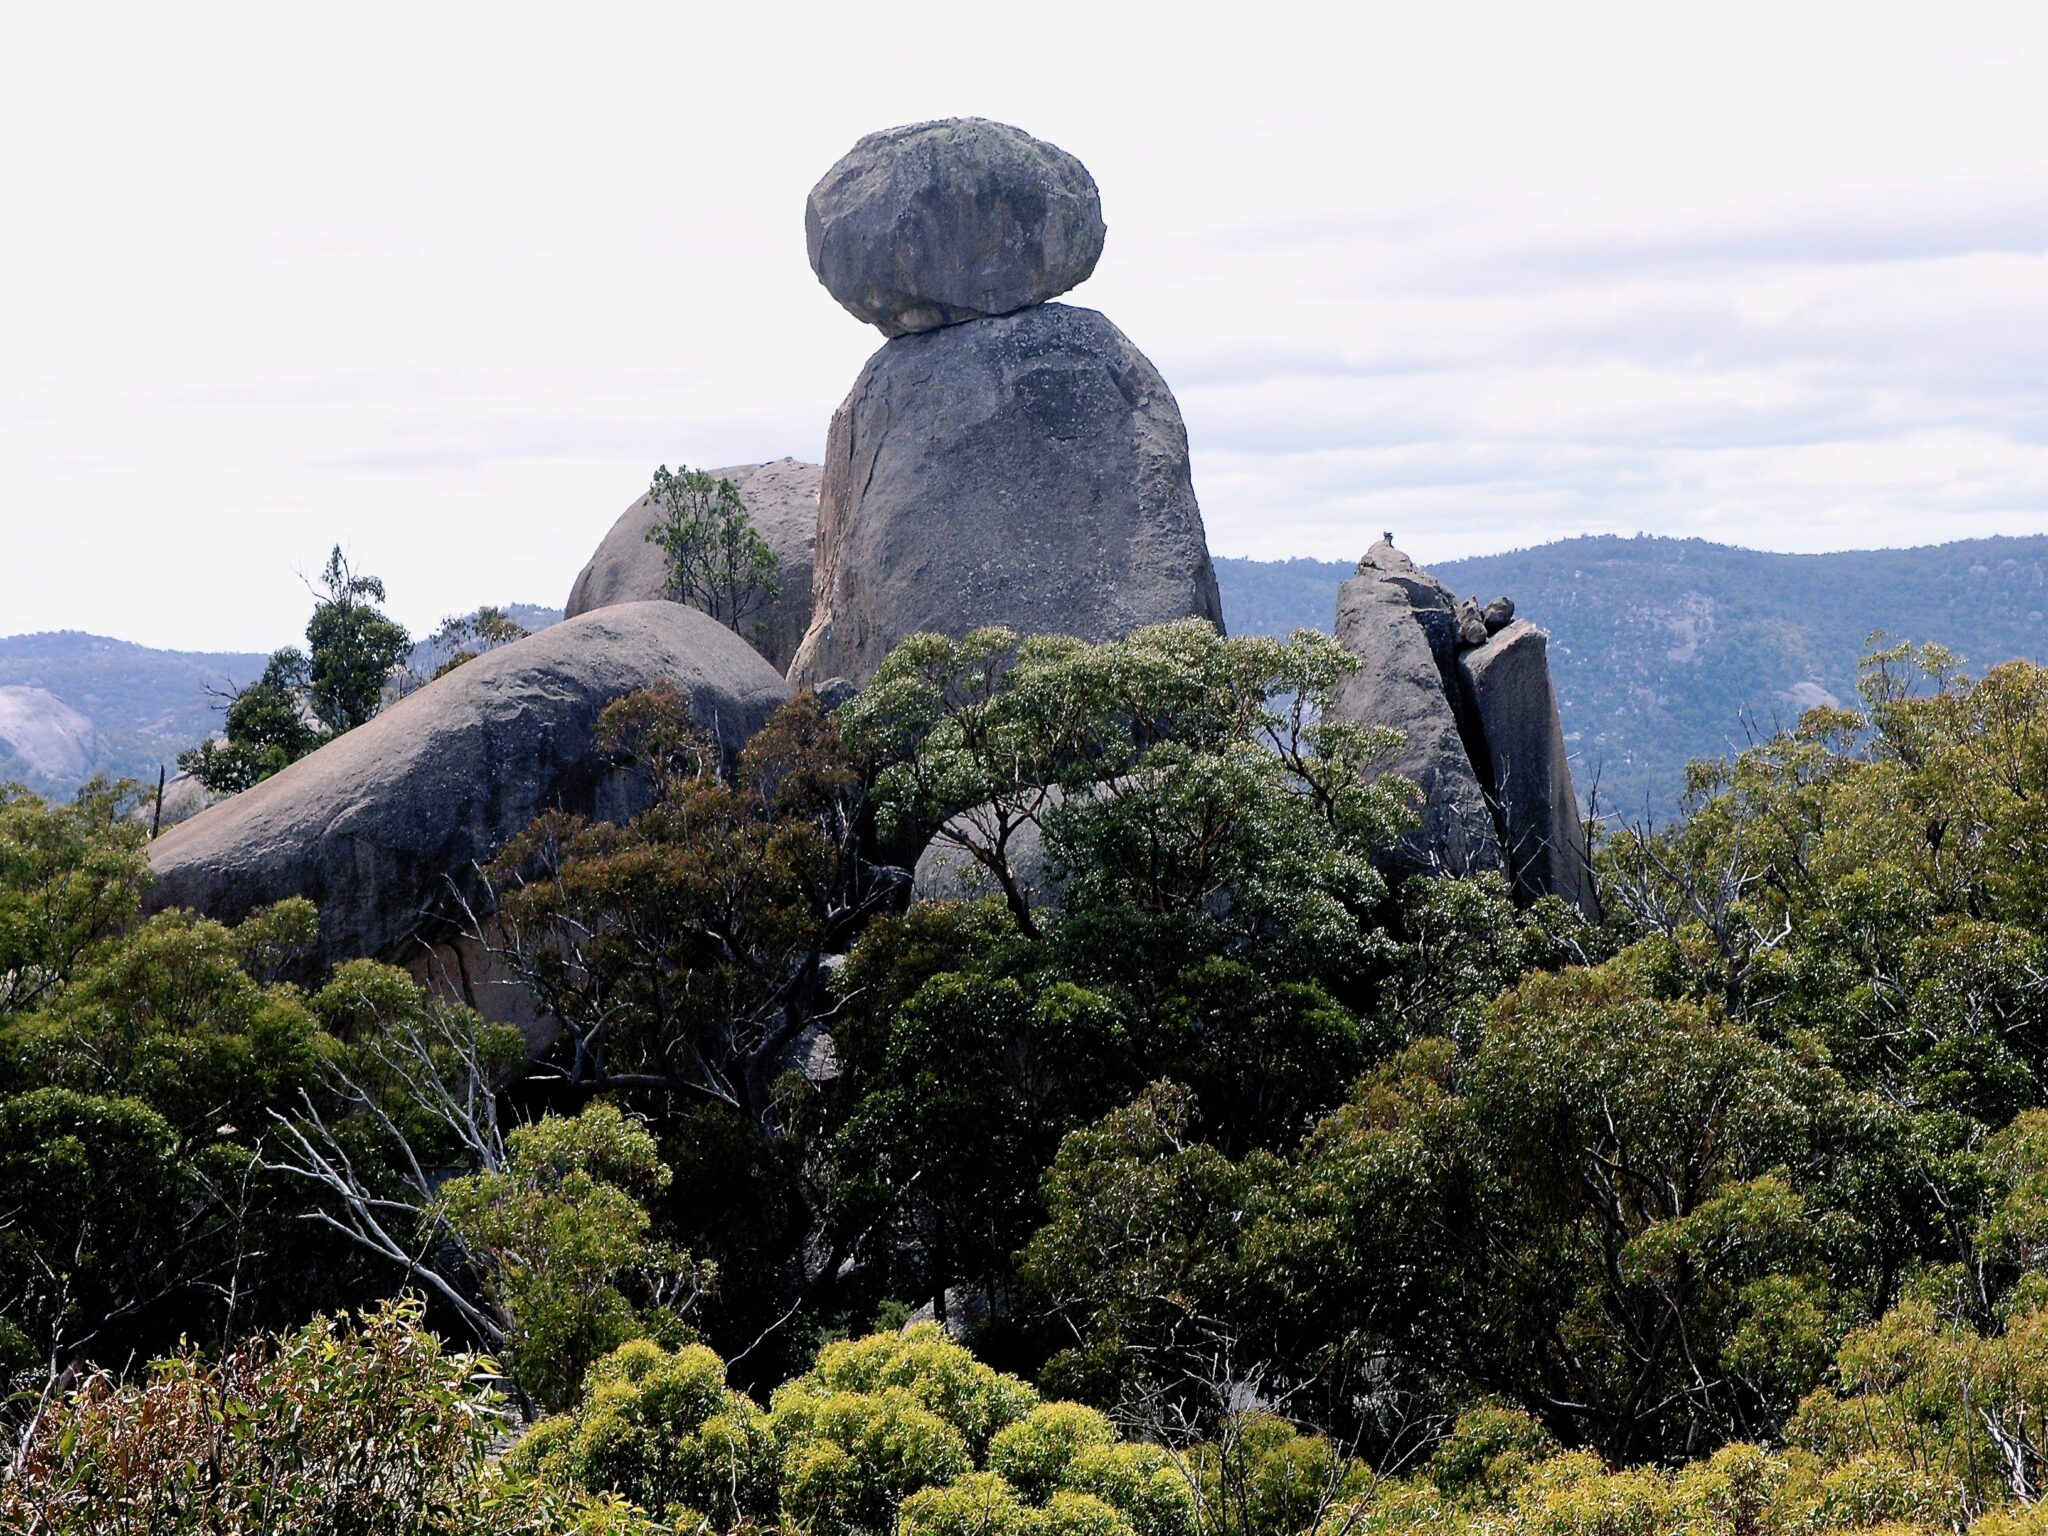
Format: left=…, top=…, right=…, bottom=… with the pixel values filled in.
left=178, top=547, right=411, bottom=795
left=643, top=464, right=781, bottom=638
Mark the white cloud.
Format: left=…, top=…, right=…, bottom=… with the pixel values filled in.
left=0, top=0, right=2042, bottom=649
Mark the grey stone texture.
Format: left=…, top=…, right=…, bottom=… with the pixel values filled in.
left=1459, top=621, right=1600, bottom=916
left=564, top=458, right=821, bottom=675
left=912, top=788, right=1071, bottom=911
left=1332, top=543, right=1508, bottom=884
left=1329, top=538, right=1597, bottom=916
left=806, top=118, right=1106, bottom=338
left=789, top=303, right=1224, bottom=689
left=146, top=602, right=791, bottom=975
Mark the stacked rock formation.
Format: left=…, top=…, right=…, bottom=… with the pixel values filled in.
left=788, top=118, right=1225, bottom=689
left=1331, top=538, right=1598, bottom=918
left=565, top=457, right=822, bottom=674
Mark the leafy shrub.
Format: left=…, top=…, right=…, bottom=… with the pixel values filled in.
left=505, top=1337, right=776, bottom=1529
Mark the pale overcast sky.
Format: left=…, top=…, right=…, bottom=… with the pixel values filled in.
left=2, top=1, right=2044, bottom=652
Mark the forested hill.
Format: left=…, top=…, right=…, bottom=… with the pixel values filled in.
left=0, top=605, right=564, bottom=795
left=0, top=631, right=268, bottom=795
left=1215, top=533, right=2048, bottom=820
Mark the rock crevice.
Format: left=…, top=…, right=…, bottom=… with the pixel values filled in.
left=1331, top=538, right=1598, bottom=917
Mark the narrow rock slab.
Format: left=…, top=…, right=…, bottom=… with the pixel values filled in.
left=1331, top=553, right=1506, bottom=885
left=1458, top=620, right=1599, bottom=918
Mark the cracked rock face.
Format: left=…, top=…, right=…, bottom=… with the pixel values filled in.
left=1333, top=544, right=1508, bottom=885
left=1331, top=538, right=1598, bottom=917
left=788, top=303, right=1225, bottom=690
left=805, top=118, right=1106, bottom=338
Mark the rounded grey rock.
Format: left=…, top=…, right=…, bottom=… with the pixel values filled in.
left=146, top=602, right=791, bottom=975
left=806, top=118, right=1106, bottom=338
left=788, top=303, right=1225, bottom=690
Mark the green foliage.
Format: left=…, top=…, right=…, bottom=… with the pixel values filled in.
left=7, top=625, right=2048, bottom=1533
left=506, top=1337, right=777, bottom=1529
left=828, top=621, right=1415, bottom=1318
left=838, top=620, right=1412, bottom=955
left=435, top=1103, right=705, bottom=1413
left=4, top=1298, right=498, bottom=1535
left=7, top=903, right=332, bottom=1135
left=988, top=1402, right=1120, bottom=1502
left=488, top=688, right=866, bottom=1137
left=304, top=545, right=413, bottom=733
left=179, top=546, right=410, bottom=794
left=0, top=796, right=352, bottom=1371
left=0, top=1087, right=190, bottom=1373
left=643, top=463, right=782, bottom=637
left=0, top=780, right=148, bottom=1020
left=178, top=646, right=320, bottom=792
left=779, top=1325, right=1041, bottom=1457
left=430, top=604, right=532, bottom=678
left=1788, top=1295, right=2048, bottom=1525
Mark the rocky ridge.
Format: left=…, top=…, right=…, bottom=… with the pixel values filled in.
left=1331, top=537, right=1597, bottom=916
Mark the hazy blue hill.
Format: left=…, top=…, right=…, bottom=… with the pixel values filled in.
left=1215, top=535, right=2048, bottom=821
left=0, top=601, right=567, bottom=796
left=0, top=631, right=268, bottom=793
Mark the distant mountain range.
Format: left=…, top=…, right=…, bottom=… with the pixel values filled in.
left=0, top=604, right=565, bottom=798
left=1216, top=533, right=2048, bottom=820
left=4, top=538, right=2043, bottom=820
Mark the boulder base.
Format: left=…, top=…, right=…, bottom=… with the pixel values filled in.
left=147, top=602, right=791, bottom=975
left=564, top=458, right=821, bottom=674
left=790, top=303, right=1224, bottom=689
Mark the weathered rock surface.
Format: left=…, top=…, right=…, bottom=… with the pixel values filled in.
left=1458, top=621, right=1598, bottom=916
left=912, top=788, right=1073, bottom=912
left=147, top=602, right=790, bottom=975
left=806, top=118, right=1105, bottom=338
left=1330, top=538, right=1597, bottom=916
left=0, top=685, right=97, bottom=784
left=789, top=303, right=1224, bottom=689
left=1332, top=545, right=1506, bottom=883
left=564, top=458, right=821, bottom=674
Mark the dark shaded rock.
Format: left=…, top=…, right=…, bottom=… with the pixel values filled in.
left=1482, top=596, right=1516, bottom=633
left=912, top=790, right=1068, bottom=911
left=564, top=458, right=821, bottom=674
left=1458, top=621, right=1598, bottom=918
left=1457, top=599, right=1489, bottom=648
left=809, top=677, right=859, bottom=713
left=790, top=303, right=1224, bottom=689
left=147, top=603, right=791, bottom=976
left=806, top=118, right=1105, bottom=338
left=1331, top=554, right=1506, bottom=884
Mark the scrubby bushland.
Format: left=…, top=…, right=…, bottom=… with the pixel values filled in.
left=1, top=631, right=2043, bottom=1532
left=15, top=1306, right=2042, bottom=1534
